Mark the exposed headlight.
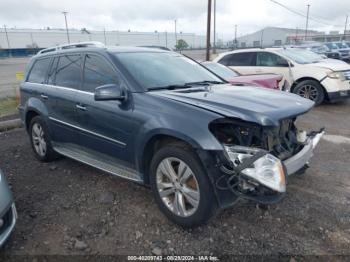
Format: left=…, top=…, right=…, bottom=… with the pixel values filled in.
left=327, top=71, right=345, bottom=81
left=224, top=146, right=286, bottom=193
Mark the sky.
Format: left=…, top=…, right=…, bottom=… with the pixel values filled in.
left=0, top=0, right=349, bottom=40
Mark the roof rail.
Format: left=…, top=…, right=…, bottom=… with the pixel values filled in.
left=37, top=41, right=105, bottom=55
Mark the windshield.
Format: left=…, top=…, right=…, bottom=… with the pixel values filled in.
left=325, top=43, right=339, bottom=49
left=114, top=52, right=222, bottom=90
left=276, top=49, right=325, bottom=64
left=335, top=42, right=348, bottom=49
left=201, top=62, right=239, bottom=80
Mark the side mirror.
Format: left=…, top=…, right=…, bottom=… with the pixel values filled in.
left=94, top=84, right=127, bottom=101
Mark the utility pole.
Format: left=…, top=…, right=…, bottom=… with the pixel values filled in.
left=344, top=15, right=349, bottom=41
left=234, top=25, right=237, bottom=49
left=174, top=19, right=177, bottom=48
left=305, top=4, right=310, bottom=41
left=206, top=0, right=212, bottom=61
left=3, top=25, right=10, bottom=49
left=260, top=29, right=264, bottom=48
left=213, top=0, right=216, bottom=54
left=62, top=11, right=70, bottom=44
left=103, top=28, right=107, bottom=45
left=165, top=31, right=168, bottom=48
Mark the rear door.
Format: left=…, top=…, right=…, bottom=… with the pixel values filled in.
left=46, top=53, right=83, bottom=145
left=218, top=52, right=257, bottom=75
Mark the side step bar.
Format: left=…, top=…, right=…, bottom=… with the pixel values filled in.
left=53, top=143, right=143, bottom=183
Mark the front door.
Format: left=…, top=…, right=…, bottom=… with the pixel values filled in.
left=254, top=51, right=294, bottom=88
left=74, top=53, right=136, bottom=168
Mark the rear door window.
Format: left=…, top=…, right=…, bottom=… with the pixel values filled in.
left=27, top=58, right=51, bottom=84
left=54, top=54, right=82, bottom=89
left=82, top=54, right=120, bottom=92
left=218, top=52, right=256, bottom=66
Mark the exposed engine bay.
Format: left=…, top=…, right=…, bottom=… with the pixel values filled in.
left=209, top=117, right=323, bottom=205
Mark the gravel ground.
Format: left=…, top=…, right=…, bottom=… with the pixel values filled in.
left=0, top=100, right=349, bottom=259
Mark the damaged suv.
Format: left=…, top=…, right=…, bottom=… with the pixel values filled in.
left=19, top=42, right=324, bottom=227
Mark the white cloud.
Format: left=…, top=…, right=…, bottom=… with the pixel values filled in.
left=0, top=0, right=349, bottom=40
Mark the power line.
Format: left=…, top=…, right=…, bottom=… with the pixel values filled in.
left=269, top=0, right=343, bottom=28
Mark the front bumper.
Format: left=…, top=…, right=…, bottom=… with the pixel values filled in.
left=327, top=90, right=350, bottom=101
left=0, top=203, right=17, bottom=248
left=284, top=131, right=324, bottom=175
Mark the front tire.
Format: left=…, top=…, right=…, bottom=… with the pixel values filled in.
left=293, top=80, right=325, bottom=105
left=150, top=145, right=218, bottom=228
left=29, top=116, right=58, bottom=162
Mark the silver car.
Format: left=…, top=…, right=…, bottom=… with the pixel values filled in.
left=0, top=169, right=17, bottom=247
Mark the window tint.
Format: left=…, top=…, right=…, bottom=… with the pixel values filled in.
left=256, top=52, right=288, bottom=67
left=48, top=57, right=58, bottom=85
left=27, top=58, right=51, bottom=84
left=55, top=55, right=82, bottom=89
left=219, top=52, right=256, bottom=66
left=83, top=54, right=120, bottom=92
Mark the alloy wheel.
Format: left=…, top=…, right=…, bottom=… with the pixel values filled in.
left=156, top=157, right=200, bottom=217
left=297, top=84, right=319, bottom=101
left=32, top=122, right=47, bottom=157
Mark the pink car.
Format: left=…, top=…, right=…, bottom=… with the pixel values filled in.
left=202, top=61, right=283, bottom=90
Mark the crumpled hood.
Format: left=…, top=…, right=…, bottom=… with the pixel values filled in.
left=151, top=84, right=314, bottom=126
left=311, top=59, right=350, bottom=71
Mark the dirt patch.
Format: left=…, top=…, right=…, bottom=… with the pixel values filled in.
left=0, top=101, right=350, bottom=257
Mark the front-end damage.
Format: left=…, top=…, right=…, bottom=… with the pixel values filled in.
left=206, top=117, right=324, bottom=207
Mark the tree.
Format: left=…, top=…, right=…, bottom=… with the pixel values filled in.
left=175, top=39, right=189, bottom=50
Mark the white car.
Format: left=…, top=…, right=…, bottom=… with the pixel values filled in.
left=213, top=48, right=350, bottom=105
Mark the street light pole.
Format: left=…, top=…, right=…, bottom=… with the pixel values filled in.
left=344, top=15, right=349, bottom=41
left=3, top=25, right=11, bottom=49
left=305, top=4, right=310, bottom=41
left=206, top=0, right=212, bottom=61
left=62, top=11, right=70, bottom=44
left=174, top=19, right=177, bottom=48
left=234, top=24, right=237, bottom=49
left=213, top=0, right=216, bottom=54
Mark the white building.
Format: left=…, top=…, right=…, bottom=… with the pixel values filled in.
left=0, top=28, right=206, bottom=49
left=236, top=27, right=322, bottom=48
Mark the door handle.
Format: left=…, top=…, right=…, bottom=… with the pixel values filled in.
left=76, top=104, right=87, bottom=111
left=40, top=94, right=48, bottom=99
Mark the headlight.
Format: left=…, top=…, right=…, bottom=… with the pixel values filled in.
left=327, top=71, right=345, bottom=81
left=224, top=146, right=286, bottom=193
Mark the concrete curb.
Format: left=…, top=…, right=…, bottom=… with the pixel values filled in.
left=0, top=118, right=22, bottom=132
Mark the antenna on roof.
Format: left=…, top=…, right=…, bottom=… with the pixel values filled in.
left=37, top=41, right=105, bottom=55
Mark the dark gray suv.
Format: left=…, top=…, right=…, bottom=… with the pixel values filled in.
left=19, top=42, right=324, bottom=227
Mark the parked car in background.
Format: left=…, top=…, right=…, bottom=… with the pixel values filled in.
left=0, top=169, right=17, bottom=247
left=298, top=42, right=341, bottom=60
left=324, top=42, right=350, bottom=61
left=201, top=61, right=283, bottom=90
left=214, top=48, right=350, bottom=105
left=19, top=42, right=324, bottom=227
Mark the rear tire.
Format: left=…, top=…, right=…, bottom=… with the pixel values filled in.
left=150, top=145, right=218, bottom=228
left=293, top=80, right=325, bottom=105
left=29, top=116, right=59, bottom=162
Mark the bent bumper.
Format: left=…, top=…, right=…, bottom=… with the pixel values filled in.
left=0, top=204, right=17, bottom=248
left=284, top=131, right=324, bottom=175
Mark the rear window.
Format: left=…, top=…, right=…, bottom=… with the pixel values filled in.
left=27, top=58, right=51, bottom=84
left=218, top=52, right=256, bottom=66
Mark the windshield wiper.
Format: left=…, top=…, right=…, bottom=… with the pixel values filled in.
left=148, top=83, right=193, bottom=91
left=185, top=80, right=224, bottom=86
left=148, top=80, right=224, bottom=91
